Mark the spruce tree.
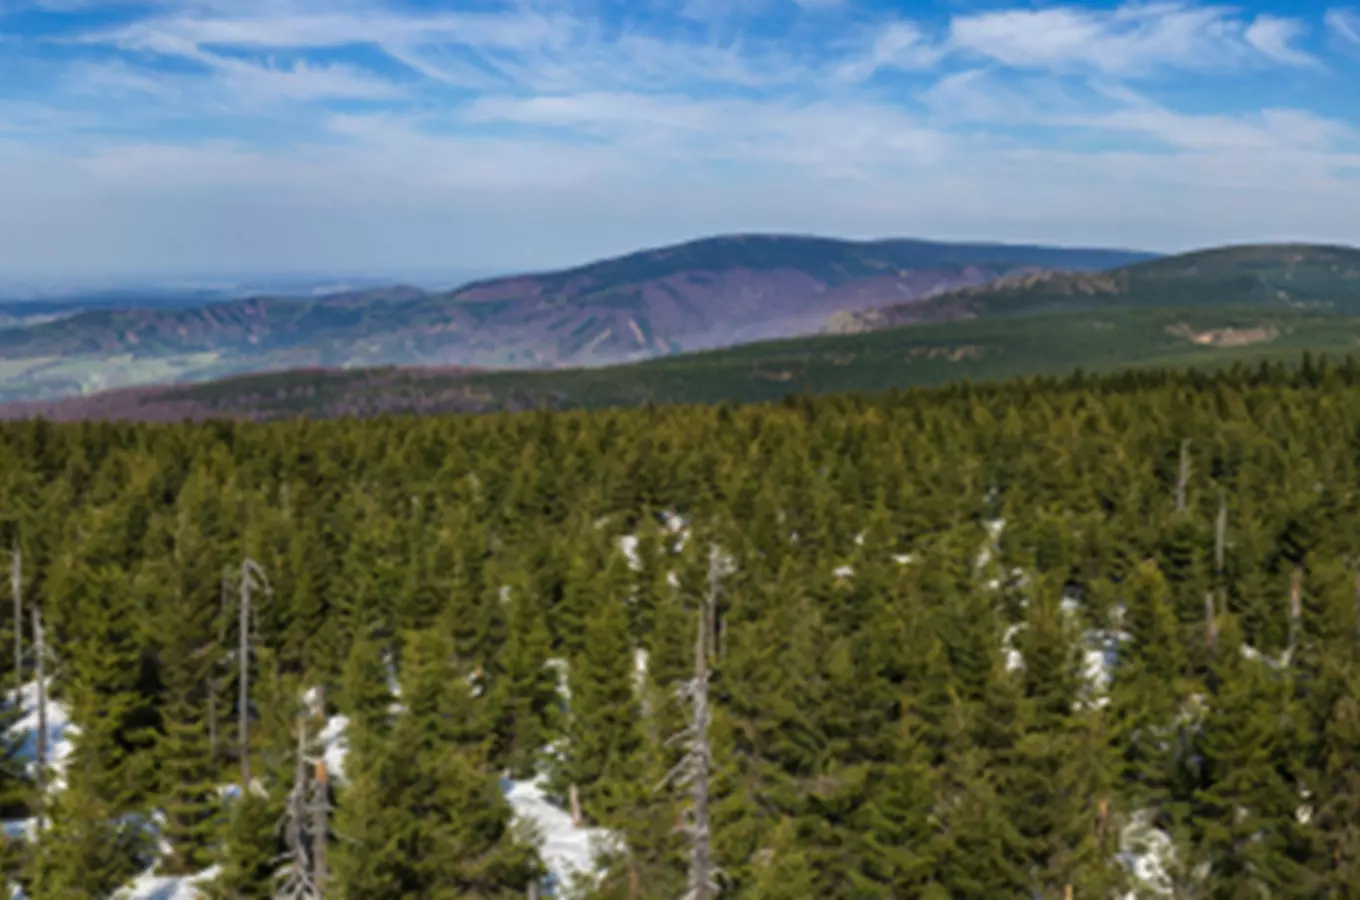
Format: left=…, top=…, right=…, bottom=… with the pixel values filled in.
left=488, top=571, right=559, bottom=779
left=552, top=550, right=645, bottom=828
left=335, top=628, right=540, bottom=898
left=208, top=648, right=300, bottom=899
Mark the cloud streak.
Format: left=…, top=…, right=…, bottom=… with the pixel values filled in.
left=0, top=0, right=1355, bottom=279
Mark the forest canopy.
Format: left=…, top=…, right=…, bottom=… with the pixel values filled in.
left=0, top=355, right=1357, bottom=897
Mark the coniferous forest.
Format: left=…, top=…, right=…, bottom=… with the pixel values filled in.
left=2, top=357, right=1360, bottom=897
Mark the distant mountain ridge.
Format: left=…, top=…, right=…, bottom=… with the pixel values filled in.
left=827, top=243, right=1360, bottom=334
left=0, top=233, right=1153, bottom=403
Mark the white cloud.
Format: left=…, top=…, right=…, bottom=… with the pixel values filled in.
left=1244, top=15, right=1318, bottom=66
left=100, top=9, right=566, bottom=55
left=1069, top=105, right=1357, bottom=154
left=0, top=0, right=1356, bottom=279
left=947, top=3, right=1310, bottom=75
left=1327, top=8, right=1360, bottom=45
left=835, top=22, right=942, bottom=81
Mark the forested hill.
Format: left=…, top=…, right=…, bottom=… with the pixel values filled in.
left=0, top=360, right=1357, bottom=896
left=5, top=305, right=1359, bottom=421
left=831, top=243, right=1360, bottom=333
left=0, top=234, right=1153, bottom=405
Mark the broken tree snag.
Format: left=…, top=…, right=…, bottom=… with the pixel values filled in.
left=236, top=557, right=272, bottom=787
left=1214, top=493, right=1227, bottom=576
left=10, top=538, right=20, bottom=696
left=311, top=758, right=330, bottom=892
left=239, top=559, right=252, bottom=786
left=34, top=607, right=47, bottom=814
left=1205, top=591, right=1218, bottom=654
left=688, top=552, right=717, bottom=900
left=278, top=715, right=315, bottom=900
left=1354, top=569, right=1360, bottom=639
left=1175, top=439, right=1192, bottom=513
left=569, top=783, right=583, bottom=828
left=1289, top=567, right=1303, bottom=651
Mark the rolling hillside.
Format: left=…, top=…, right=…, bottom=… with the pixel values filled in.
left=6, top=305, right=1358, bottom=422
left=0, top=235, right=1151, bottom=403
left=828, top=243, right=1360, bottom=333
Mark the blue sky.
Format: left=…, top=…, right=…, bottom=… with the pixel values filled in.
left=0, top=0, right=1358, bottom=282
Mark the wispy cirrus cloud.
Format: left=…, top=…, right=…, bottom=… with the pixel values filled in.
left=0, top=0, right=1355, bottom=280
left=1328, top=8, right=1360, bottom=45
left=945, top=3, right=1316, bottom=75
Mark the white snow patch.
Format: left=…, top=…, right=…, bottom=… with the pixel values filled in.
left=633, top=648, right=650, bottom=696
left=7, top=680, right=77, bottom=793
left=506, top=776, right=621, bottom=893
left=1119, top=809, right=1176, bottom=897
left=617, top=535, right=641, bottom=572
left=1240, top=643, right=1291, bottom=669
left=317, top=713, right=349, bottom=783
left=114, top=865, right=219, bottom=900
left=311, top=696, right=617, bottom=894
left=1002, top=623, right=1026, bottom=673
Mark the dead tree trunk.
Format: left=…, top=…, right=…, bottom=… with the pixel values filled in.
left=11, top=539, right=20, bottom=696
left=239, top=560, right=252, bottom=787
left=310, top=687, right=330, bottom=894
left=1204, top=591, right=1218, bottom=655
left=1214, top=494, right=1227, bottom=574
left=278, top=715, right=319, bottom=900
left=1175, top=439, right=1192, bottom=514
left=236, top=558, right=271, bottom=788
left=34, top=608, right=46, bottom=810
left=687, top=555, right=716, bottom=900
left=1354, top=570, right=1360, bottom=639
left=311, top=759, right=330, bottom=894
left=568, top=783, right=583, bottom=829
left=654, top=548, right=726, bottom=900
left=1289, top=567, right=1303, bottom=654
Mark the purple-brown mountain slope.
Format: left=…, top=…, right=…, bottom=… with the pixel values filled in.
left=0, top=234, right=1153, bottom=403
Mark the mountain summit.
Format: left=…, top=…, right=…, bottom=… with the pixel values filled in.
left=0, top=234, right=1151, bottom=403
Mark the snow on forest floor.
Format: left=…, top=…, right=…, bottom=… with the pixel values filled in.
left=505, top=776, right=620, bottom=893
left=7, top=680, right=77, bottom=793
left=0, top=513, right=1295, bottom=899
left=0, top=675, right=615, bottom=898
left=313, top=708, right=617, bottom=895
left=112, top=867, right=219, bottom=900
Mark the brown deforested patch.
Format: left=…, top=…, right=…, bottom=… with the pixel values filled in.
left=903, top=344, right=985, bottom=362
left=1165, top=322, right=1281, bottom=347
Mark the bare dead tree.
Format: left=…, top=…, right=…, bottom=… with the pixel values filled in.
left=568, top=783, right=583, bottom=829
left=659, top=545, right=724, bottom=900
left=1288, top=567, right=1303, bottom=654
left=238, top=557, right=271, bottom=787
left=307, top=687, right=330, bottom=895
left=1204, top=591, right=1218, bottom=655
left=33, top=607, right=47, bottom=813
left=1214, top=493, right=1227, bottom=577
left=1175, top=439, right=1192, bottom=514
left=277, top=715, right=322, bottom=900
left=11, top=538, right=20, bottom=696
left=1354, top=570, right=1360, bottom=640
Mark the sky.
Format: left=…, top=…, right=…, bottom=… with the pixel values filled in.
left=0, top=0, right=1358, bottom=283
